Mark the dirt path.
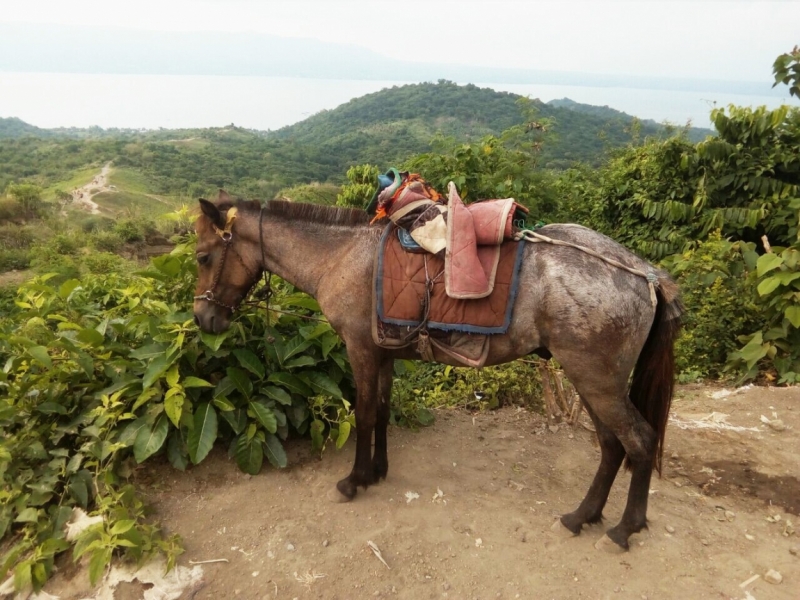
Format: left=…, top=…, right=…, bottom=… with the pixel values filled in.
left=71, top=162, right=112, bottom=215
left=44, top=385, right=799, bottom=599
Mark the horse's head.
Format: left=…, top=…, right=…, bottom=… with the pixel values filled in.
left=193, top=191, right=261, bottom=333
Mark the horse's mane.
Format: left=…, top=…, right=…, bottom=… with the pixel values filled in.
left=253, top=200, right=372, bottom=227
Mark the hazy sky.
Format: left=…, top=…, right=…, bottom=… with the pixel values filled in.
left=3, top=0, right=798, bottom=82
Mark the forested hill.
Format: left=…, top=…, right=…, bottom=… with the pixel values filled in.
left=268, top=81, right=710, bottom=169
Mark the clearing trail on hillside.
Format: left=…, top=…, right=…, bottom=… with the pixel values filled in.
left=40, top=385, right=799, bottom=600
left=71, top=162, right=112, bottom=215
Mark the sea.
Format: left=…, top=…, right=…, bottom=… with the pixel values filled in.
left=0, top=72, right=796, bottom=132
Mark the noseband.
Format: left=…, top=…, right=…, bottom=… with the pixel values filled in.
left=193, top=206, right=265, bottom=312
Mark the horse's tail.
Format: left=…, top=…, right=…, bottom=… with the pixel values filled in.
left=627, top=275, right=683, bottom=475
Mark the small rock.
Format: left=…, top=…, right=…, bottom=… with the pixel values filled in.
left=286, top=543, right=295, bottom=551
left=725, top=510, right=736, bottom=521
left=234, top=591, right=241, bottom=596
left=443, top=583, right=451, bottom=591
left=475, top=538, right=483, bottom=548
left=665, top=525, right=676, bottom=534
left=768, top=419, right=786, bottom=432
left=789, top=545, right=799, bottom=556
left=764, top=569, right=783, bottom=584
left=670, top=452, right=679, bottom=459
left=322, top=539, right=329, bottom=547
left=252, top=571, right=259, bottom=577
left=745, top=534, right=755, bottom=541
left=549, top=425, right=559, bottom=433
left=701, top=539, right=709, bottom=546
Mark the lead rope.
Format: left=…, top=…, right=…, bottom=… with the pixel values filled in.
left=514, top=229, right=659, bottom=307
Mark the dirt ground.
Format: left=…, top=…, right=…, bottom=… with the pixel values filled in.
left=45, top=385, right=799, bottom=600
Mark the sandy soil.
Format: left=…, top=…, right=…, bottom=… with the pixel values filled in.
left=44, top=385, right=799, bottom=600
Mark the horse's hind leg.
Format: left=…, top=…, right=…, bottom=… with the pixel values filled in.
left=372, top=358, right=393, bottom=481
left=555, top=360, right=657, bottom=550
left=558, top=403, right=625, bottom=534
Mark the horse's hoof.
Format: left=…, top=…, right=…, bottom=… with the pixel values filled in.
left=594, top=534, right=627, bottom=554
left=328, top=483, right=355, bottom=504
left=551, top=519, right=579, bottom=537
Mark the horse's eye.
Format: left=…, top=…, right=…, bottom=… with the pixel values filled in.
left=197, top=253, right=210, bottom=266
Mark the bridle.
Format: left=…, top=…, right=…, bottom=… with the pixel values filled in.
left=193, top=206, right=270, bottom=312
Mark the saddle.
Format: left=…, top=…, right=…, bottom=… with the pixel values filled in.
left=369, top=169, right=527, bottom=299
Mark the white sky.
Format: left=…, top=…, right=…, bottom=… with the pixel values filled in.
left=2, top=0, right=798, bottom=82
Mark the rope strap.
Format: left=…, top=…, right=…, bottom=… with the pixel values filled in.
left=515, top=229, right=659, bottom=307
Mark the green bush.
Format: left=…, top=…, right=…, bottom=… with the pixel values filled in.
left=82, top=251, right=127, bottom=274
left=113, top=218, right=156, bottom=243
left=80, top=215, right=114, bottom=233
left=662, top=232, right=760, bottom=380
left=90, top=231, right=124, bottom=253
left=0, top=225, right=35, bottom=251
left=0, top=249, right=31, bottom=272
left=0, top=240, right=355, bottom=590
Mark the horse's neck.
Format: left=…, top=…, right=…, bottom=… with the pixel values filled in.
left=254, top=218, right=374, bottom=298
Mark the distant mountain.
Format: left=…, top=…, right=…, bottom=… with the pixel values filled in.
left=268, top=81, right=711, bottom=169
left=0, top=23, right=783, bottom=97
left=0, top=117, right=51, bottom=138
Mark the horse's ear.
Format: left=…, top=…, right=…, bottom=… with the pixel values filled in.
left=199, top=198, right=224, bottom=228
left=218, top=189, right=232, bottom=203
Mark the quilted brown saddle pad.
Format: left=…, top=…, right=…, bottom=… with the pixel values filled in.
left=374, top=224, right=526, bottom=335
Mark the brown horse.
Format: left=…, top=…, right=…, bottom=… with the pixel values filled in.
left=192, top=192, right=682, bottom=552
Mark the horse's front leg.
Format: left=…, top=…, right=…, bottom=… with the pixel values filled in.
left=372, top=357, right=394, bottom=481
left=334, top=349, right=381, bottom=501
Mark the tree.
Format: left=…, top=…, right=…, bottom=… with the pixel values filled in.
left=773, top=45, right=800, bottom=99
left=336, top=164, right=379, bottom=208
left=6, top=183, right=43, bottom=216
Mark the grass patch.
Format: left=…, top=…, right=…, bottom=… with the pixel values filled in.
left=92, top=191, right=178, bottom=218
left=108, top=168, right=157, bottom=194
left=41, top=166, right=99, bottom=200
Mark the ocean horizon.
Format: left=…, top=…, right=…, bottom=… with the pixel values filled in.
left=1, top=72, right=797, bottom=132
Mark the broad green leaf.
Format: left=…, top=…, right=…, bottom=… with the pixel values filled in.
left=263, top=433, right=288, bottom=468
left=14, top=562, right=32, bottom=592
left=303, top=372, right=343, bottom=399
left=165, top=393, right=184, bottom=427
left=14, top=507, right=39, bottom=523
left=233, top=349, right=266, bottom=379
left=88, top=548, right=111, bottom=585
left=134, top=415, right=169, bottom=463
left=213, top=396, right=236, bottom=412
left=284, top=355, right=317, bottom=369
left=129, top=343, right=168, bottom=360
left=110, top=520, right=136, bottom=535
left=165, top=365, right=180, bottom=387
left=119, top=418, right=149, bottom=447
left=785, top=305, right=800, bottom=328
left=226, top=367, right=253, bottom=399
left=142, top=355, right=171, bottom=389
left=267, top=372, right=312, bottom=396
left=221, top=408, right=247, bottom=435
left=167, top=432, right=188, bottom=471
left=27, top=346, right=52, bottom=369
left=199, top=331, right=228, bottom=351
left=59, top=279, right=81, bottom=299
left=188, top=403, right=218, bottom=464
left=184, top=376, right=214, bottom=388
left=77, top=328, right=104, bottom=347
left=757, top=276, right=782, bottom=296
left=261, top=386, right=292, bottom=406
left=321, top=334, right=339, bottom=359
left=280, top=336, right=313, bottom=364
left=310, top=419, right=324, bottom=450
left=756, top=253, right=783, bottom=277
left=235, top=434, right=263, bottom=475
left=214, top=376, right=237, bottom=398
left=249, top=401, right=277, bottom=433
left=335, top=421, right=351, bottom=449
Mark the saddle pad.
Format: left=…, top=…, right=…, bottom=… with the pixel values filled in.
left=375, top=225, right=526, bottom=335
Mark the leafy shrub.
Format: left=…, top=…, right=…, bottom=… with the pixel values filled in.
left=0, top=249, right=31, bottom=272
left=113, top=218, right=149, bottom=243
left=82, top=251, right=127, bottom=274
left=663, top=232, right=760, bottom=380
left=90, top=231, right=124, bottom=253
left=0, top=225, right=35, bottom=251
left=80, top=215, right=114, bottom=233
left=0, top=240, right=354, bottom=590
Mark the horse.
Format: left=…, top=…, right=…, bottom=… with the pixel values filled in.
left=192, top=191, right=682, bottom=552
